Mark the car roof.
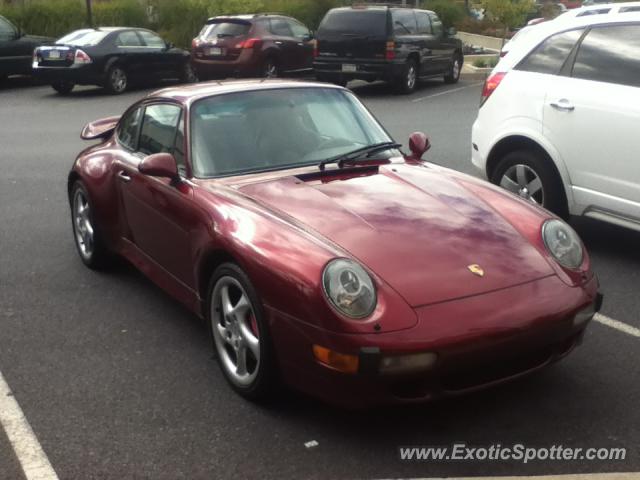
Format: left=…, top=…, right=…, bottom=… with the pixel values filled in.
left=329, top=6, right=435, bottom=12
left=497, top=12, right=640, bottom=69
left=205, top=13, right=289, bottom=22
left=147, top=79, right=345, bottom=105
left=561, top=1, right=640, bottom=16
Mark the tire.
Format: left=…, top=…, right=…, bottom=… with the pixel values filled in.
left=207, top=263, right=277, bottom=401
left=444, top=54, right=462, bottom=84
left=262, top=57, right=279, bottom=78
left=180, top=61, right=198, bottom=84
left=70, top=181, right=109, bottom=269
left=104, top=65, right=128, bottom=94
left=395, top=58, right=418, bottom=94
left=51, top=81, right=75, bottom=95
left=490, top=149, right=568, bottom=218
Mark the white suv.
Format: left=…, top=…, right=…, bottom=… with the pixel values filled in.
left=472, top=14, right=640, bottom=232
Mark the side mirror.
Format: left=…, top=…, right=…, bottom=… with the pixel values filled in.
left=304, top=31, right=314, bottom=41
left=407, top=132, right=431, bottom=162
left=138, top=152, right=179, bottom=180
left=447, top=27, right=457, bottom=37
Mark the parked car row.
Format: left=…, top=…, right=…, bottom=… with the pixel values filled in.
left=2, top=5, right=462, bottom=95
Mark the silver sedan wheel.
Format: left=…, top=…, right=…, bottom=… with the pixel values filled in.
left=110, top=67, right=127, bottom=93
left=452, top=59, right=460, bottom=80
left=406, top=63, right=417, bottom=90
left=211, top=276, right=261, bottom=387
left=500, top=164, right=545, bottom=205
left=73, top=189, right=94, bottom=260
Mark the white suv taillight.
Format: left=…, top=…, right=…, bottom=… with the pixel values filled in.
left=480, top=72, right=506, bottom=107
left=74, top=49, right=92, bottom=65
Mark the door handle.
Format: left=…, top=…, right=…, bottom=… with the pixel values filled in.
left=117, top=170, right=131, bottom=183
left=275, top=41, right=283, bottom=45
left=550, top=99, right=575, bottom=112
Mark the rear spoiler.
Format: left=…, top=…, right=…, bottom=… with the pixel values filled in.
left=80, top=115, right=120, bottom=140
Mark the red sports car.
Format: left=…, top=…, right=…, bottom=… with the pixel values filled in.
left=69, top=80, right=601, bottom=407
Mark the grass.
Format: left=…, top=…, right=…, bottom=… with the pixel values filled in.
left=472, top=57, right=499, bottom=69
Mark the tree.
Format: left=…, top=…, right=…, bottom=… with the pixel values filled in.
left=483, top=0, right=535, bottom=45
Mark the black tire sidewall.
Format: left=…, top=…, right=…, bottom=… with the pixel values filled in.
left=491, top=150, right=568, bottom=217
left=52, top=81, right=74, bottom=94
left=206, top=262, right=276, bottom=400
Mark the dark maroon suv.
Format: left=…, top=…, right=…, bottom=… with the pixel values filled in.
left=191, top=13, right=315, bottom=80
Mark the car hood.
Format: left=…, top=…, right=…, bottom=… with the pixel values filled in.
left=234, top=163, right=554, bottom=307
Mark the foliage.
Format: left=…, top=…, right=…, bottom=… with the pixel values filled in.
left=471, top=56, right=498, bottom=68
left=425, top=0, right=465, bottom=28
left=482, top=0, right=535, bottom=34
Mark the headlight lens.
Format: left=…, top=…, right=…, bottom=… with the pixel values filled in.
left=542, top=219, right=584, bottom=269
left=322, top=258, right=377, bottom=318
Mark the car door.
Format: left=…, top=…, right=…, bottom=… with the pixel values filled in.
left=114, top=30, right=147, bottom=79
left=286, top=18, right=314, bottom=71
left=543, top=24, right=640, bottom=219
left=426, top=12, right=450, bottom=72
left=0, top=16, right=29, bottom=76
left=268, top=17, right=297, bottom=72
left=137, top=30, right=180, bottom=78
left=114, top=103, right=196, bottom=287
left=414, top=10, right=440, bottom=75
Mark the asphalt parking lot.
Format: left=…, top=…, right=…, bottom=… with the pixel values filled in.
left=0, top=76, right=639, bottom=479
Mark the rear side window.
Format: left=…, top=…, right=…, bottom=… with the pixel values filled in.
left=516, top=29, right=583, bottom=75
left=269, top=18, right=294, bottom=37
left=289, top=19, right=310, bottom=39
left=0, top=16, right=15, bottom=41
left=200, top=21, right=250, bottom=40
left=116, top=31, right=143, bottom=47
left=416, top=12, right=432, bottom=35
left=572, top=25, right=640, bottom=88
left=138, top=30, right=165, bottom=48
left=576, top=8, right=611, bottom=16
left=619, top=6, right=640, bottom=12
left=319, top=9, right=388, bottom=36
left=392, top=10, right=417, bottom=35
left=138, top=104, right=182, bottom=156
left=118, top=107, right=143, bottom=150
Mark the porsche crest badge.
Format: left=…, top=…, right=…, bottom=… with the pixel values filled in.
left=467, top=264, right=484, bottom=277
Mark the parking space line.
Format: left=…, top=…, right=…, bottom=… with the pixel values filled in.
left=594, top=313, right=640, bottom=338
left=0, top=370, right=59, bottom=480
left=411, top=82, right=483, bottom=103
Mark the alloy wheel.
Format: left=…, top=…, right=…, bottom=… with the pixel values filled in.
left=500, top=164, right=545, bottom=205
left=211, top=276, right=261, bottom=387
left=452, top=59, right=460, bottom=80
left=406, top=64, right=417, bottom=90
left=263, top=60, right=277, bottom=78
left=110, top=68, right=127, bottom=93
left=73, top=189, right=94, bottom=259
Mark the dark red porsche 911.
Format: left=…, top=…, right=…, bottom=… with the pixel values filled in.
left=69, top=80, right=601, bottom=407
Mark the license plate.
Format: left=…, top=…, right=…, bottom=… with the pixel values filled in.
left=208, top=47, right=223, bottom=56
left=342, top=64, right=357, bottom=73
left=48, top=50, right=61, bottom=59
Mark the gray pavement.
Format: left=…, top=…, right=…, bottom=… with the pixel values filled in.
left=0, top=76, right=638, bottom=479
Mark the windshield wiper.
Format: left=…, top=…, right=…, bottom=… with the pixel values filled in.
left=318, top=142, right=402, bottom=171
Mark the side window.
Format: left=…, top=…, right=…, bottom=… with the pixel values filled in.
left=118, top=107, right=143, bottom=150
left=138, top=104, right=182, bottom=156
left=392, top=10, right=418, bottom=35
left=619, top=6, right=640, bottom=12
left=0, top=17, right=16, bottom=41
left=138, top=30, right=165, bottom=48
left=289, top=20, right=310, bottom=39
left=173, top=115, right=187, bottom=177
left=516, top=29, right=583, bottom=75
left=269, top=18, right=294, bottom=37
left=428, top=13, right=443, bottom=36
left=416, top=12, right=432, bottom=35
left=116, top=31, right=143, bottom=47
left=572, top=25, right=640, bottom=88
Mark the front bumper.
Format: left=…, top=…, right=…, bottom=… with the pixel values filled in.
left=268, top=275, right=601, bottom=407
left=313, top=59, right=404, bottom=83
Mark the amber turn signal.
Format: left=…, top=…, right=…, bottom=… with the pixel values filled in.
left=312, top=345, right=359, bottom=374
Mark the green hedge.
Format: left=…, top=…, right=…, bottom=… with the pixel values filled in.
left=0, top=0, right=345, bottom=48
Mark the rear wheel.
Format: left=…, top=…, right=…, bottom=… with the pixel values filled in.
left=51, top=81, right=75, bottom=95
left=70, top=181, right=109, bottom=269
left=444, top=54, right=462, bottom=84
left=395, top=58, right=418, bottom=94
left=104, top=65, right=128, bottom=94
left=180, top=62, right=198, bottom=84
left=490, top=149, right=568, bottom=217
left=262, top=57, right=279, bottom=78
left=207, top=263, right=277, bottom=401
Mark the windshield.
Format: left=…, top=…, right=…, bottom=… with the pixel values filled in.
left=199, top=21, right=250, bottom=40
left=190, top=87, right=393, bottom=178
left=57, top=29, right=109, bottom=46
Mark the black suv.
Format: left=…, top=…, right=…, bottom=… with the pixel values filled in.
left=0, top=15, right=53, bottom=81
left=313, top=6, right=463, bottom=93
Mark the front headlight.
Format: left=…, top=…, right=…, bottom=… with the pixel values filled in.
left=542, top=219, right=584, bottom=269
left=322, top=258, right=377, bottom=318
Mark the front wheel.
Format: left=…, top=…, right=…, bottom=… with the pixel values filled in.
left=70, top=181, right=109, bottom=269
left=444, top=55, right=462, bottom=84
left=207, top=263, right=277, bottom=401
left=395, top=58, right=418, bottom=94
left=490, top=149, right=568, bottom=218
left=51, top=81, right=75, bottom=95
left=262, top=57, right=278, bottom=78
left=104, top=65, right=128, bottom=94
